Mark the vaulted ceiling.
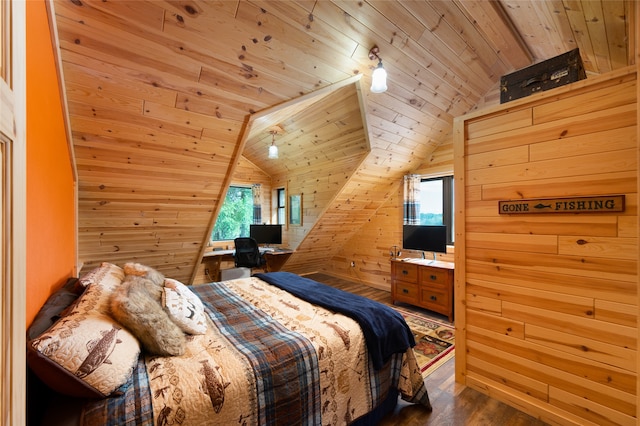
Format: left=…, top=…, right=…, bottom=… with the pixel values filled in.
left=49, top=0, right=635, bottom=282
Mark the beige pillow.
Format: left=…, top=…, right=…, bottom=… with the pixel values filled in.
left=76, top=262, right=126, bottom=314
left=27, top=262, right=141, bottom=398
left=162, top=278, right=208, bottom=335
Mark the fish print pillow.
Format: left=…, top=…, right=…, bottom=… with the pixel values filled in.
left=27, top=263, right=140, bottom=398
left=163, top=278, right=208, bottom=335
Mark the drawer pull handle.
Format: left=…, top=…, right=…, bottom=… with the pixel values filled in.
left=402, top=289, right=409, bottom=294
left=402, top=270, right=409, bottom=275
left=429, top=275, right=437, bottom=280
left=430, top=295, right=437, bottom=301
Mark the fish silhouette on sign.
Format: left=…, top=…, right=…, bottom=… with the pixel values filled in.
left=199, top=360, right=230, bottom=413
left=75, top=326, right=122, bottom=378
left=533, top=203, right=552, bottom=210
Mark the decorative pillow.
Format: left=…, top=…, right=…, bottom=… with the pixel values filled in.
left=163, top=278, right=208, bottom=335
left=123, top=262, right=165, bottom=287
left=27, top=277, right=83, bottom=341
left=27, top=262, right=140, bottom=398
left=76, top=262, right=127, bottom=315
left=110, top=274, right=186, bottom=356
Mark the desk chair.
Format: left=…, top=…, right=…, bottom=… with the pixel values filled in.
left=233, top=237, right=266, bottom=271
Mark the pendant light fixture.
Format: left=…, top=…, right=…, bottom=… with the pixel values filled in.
left=368, top=46, right=387, bottom=93
left=267, top=125, right=283, bottom=159
left=268, top=132, right=278, bottom=159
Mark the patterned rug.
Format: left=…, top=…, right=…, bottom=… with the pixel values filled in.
left=397, top=308, right=455, bottom=378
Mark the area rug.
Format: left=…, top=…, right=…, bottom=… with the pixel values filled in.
left=397, top=308, right=455, bottom=378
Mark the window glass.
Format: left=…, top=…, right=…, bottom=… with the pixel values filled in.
left=420, top=176, right=454, bottom=244
left=419, top=179, right=443, bottom=225
left=211, top=186, right=253, bottom=241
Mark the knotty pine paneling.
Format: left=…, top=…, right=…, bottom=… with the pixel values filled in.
left=466, top=108, right=533, bottom=140
left=481, top=170, right=638, bottom=202
left=595, top=299, right=637, bottom=327
left=466, top=325, right=637, bottom=395
left=326, top=181, right=404, bottom=289
left=326, top=143, right=456, bottom=290
left=467, top=261, right=635, bottom=305
left=465, top=246, right=635, bottom=282
left=467, top=354, right=550, bottom=402
left=532, top=78, right=637, bottom=124
left=466, top=215, right=620, bottom=237
left=466, top=344, right=635, bottom=421
left=454, top=67, right=638, bottom=426
left=191, top=156, right=272, bottom=285
left=465, top=104, right=637, bottom=157
left=50, top=0, right=634, bottom=293
left=466, top=280, right=595, bottom=318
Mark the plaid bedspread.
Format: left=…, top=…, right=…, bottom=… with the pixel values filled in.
left=82, top=276, right=431, bottom=425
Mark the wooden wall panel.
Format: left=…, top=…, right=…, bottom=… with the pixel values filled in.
left=324, top=140, right=456, bottom=290
left=48, top=0, right=635, bottom=290
left=454, top=67, right=638, bottom=425
left=191, top=156, right=271, bottom=284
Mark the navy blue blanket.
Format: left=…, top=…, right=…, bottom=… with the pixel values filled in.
left=254, top=272, right=415, bottom=370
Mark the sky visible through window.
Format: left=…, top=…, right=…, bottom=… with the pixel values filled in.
left=419, top=179, right=443, bottom=225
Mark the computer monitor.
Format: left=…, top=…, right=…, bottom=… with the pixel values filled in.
left=402, top=225, right=447, bottom=260
left=249, top=224, right=282, bottom=246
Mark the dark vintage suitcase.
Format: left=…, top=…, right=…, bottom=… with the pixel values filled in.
left=500, top=48, right=586, bottom=103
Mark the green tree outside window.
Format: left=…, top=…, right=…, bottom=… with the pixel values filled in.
left=211, top=186, right=253, bottom=241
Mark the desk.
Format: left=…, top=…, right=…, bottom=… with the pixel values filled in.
left=202, top=248, right=293, bottom=281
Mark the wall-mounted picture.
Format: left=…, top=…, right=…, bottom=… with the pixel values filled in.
left=289, top=194, right=302, bottom=226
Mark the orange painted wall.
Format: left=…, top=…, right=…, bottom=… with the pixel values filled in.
left=25, top=0, right=76, bottom=326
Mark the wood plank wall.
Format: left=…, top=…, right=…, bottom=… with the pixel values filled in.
left=454, top=67, right=638, bottom=425
left=271, top=153, right=368, bottom=253
left=192, top=156, right=271, bottom=283
left=192, top=137, right=455, bottom=288
left=325, top=137, right=456, bottom=290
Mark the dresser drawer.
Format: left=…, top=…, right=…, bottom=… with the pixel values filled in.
left=390, top=259, right=455, bottom=322
left=394, top=280, right=419, bottom=303
left=419, top=267, right=450, bottom=286
left=420, top=287, right=449, bottom=309
left=392, top=262, right=418, bottom=283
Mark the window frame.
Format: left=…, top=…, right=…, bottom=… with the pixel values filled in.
left=276, top=187, right=286, bottom=225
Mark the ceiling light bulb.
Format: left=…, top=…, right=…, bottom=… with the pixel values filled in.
left=268, top=143, right=278, bottom=159
left=370, top=61, right=387, bottom=93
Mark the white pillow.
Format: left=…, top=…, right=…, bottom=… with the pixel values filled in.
left=162, top=278, right=207, bottom=335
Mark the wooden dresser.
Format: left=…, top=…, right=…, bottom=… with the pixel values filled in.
left=390, top=258, right=455, bottom=322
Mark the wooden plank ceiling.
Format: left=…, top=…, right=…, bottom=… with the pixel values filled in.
left=49, top=0, right=635, bottom=282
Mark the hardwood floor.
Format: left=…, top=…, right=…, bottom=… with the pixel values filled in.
left=305, top=273, right=550, bottom=426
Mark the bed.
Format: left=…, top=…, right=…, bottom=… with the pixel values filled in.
left=27, top=262, right=432, bottom=425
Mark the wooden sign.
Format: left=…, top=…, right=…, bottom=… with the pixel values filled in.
left=499, top=195, right=625, bottom=214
